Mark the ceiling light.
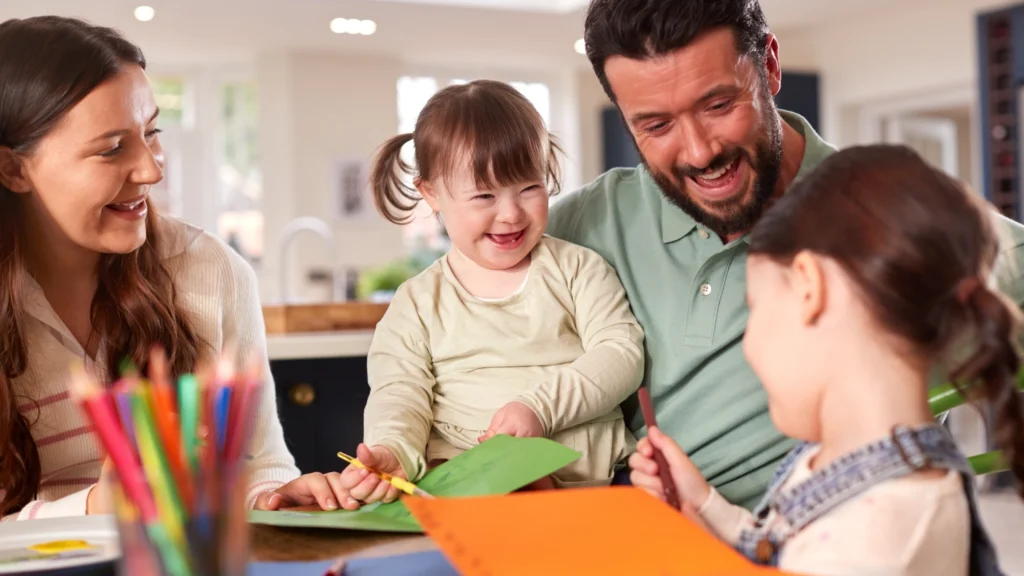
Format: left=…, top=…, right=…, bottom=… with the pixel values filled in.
left=331, top=18, right=376, bottom=35
left=574, top=38, right=586, bottom=55
left=330, top=18, right=350, bottom=34
left=134, top=6, right=155, bottom=22
left=358, top=20, right=377, bottom=35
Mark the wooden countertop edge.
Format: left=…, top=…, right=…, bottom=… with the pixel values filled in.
left=263, top=302, right=390, bottom=334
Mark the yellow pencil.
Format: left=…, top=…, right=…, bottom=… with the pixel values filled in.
left=337, top=452, right=434, bottom=498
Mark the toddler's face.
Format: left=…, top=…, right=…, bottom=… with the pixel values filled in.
left=743, top=254, right=826, bottom=442
left=421, top=162, right=548, bottom=271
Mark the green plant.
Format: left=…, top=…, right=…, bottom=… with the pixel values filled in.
left=356, top=259, right=416, bottom=300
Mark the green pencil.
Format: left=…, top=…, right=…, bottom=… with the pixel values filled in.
left=178, top=374, right=201, bottom=476
left=131, top=389, right=187, bottom=538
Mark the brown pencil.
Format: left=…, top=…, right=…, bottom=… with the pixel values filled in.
left=637, top=386, right=681, bottom=510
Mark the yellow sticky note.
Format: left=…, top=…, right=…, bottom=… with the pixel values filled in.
left=28, top=540, right=92, bottom=554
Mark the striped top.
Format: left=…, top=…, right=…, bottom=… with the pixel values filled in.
left=5, top=216, right=300, bottom=521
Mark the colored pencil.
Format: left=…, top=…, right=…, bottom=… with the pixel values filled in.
left=215, top=386, right=232, bottom=453
left=637, top=386, right=681, bottom=510
left=149, top=348, right=192, bottom=506
left=178, top=373, right=201, bottom=478
left=69, top=345, right=261, bottom=576
left=68, top=363, right=158, bottom=522
left=113, top=384, right=138, bottom=453
left=337, top=451, right=434, bottom=498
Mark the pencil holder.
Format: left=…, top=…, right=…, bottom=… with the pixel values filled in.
left=111, top=478, right=168, bottom=576
left=109, top=468, right=252, bottom=576
left=71, top=347, right=261, bottom=576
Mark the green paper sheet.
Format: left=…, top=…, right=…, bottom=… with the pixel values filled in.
left=248, top=434, right=581, bottom=532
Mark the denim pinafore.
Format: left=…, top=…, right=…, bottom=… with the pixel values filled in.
left=734, top=424, right=1004, bottom=575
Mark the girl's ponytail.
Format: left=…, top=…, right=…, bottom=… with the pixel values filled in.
left=369, top=133, right=418, bottom=224
left=544, top=134, right=564, bottom=197
left=950, top=278, right=1024, bottom=496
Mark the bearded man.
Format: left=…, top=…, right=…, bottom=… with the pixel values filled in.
left=547, top=0, right=837, bottom=509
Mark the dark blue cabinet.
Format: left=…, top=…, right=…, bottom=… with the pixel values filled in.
left=776, top=72, right=820, bottom=133
left=270, top=356, right=369, bottom=474
left=601, top=107, right=641, bottom=172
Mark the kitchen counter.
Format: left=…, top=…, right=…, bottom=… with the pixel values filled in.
left=266, top=329, right=374, bottom=360
left=263, top=302, right=388, bottom=334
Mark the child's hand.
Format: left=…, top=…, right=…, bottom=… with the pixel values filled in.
left=478, top=401, right=544, bottom=442
left=334, top=443, right=404, bottom=509
left=253, top=444, right=404, bottom=511
left=628, top=426, right=711, bottom=508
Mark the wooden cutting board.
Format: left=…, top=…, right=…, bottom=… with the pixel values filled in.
left=262, top=302, right=389, bottom=334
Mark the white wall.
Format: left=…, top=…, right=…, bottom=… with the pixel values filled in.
left=575, top=68, right=611, bottom=184
left=257, top=51, right=406, bottom=303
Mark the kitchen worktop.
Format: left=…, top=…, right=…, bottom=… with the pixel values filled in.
left=262, top=301, right=388, bottom=335
left=266, top=329, right=375, bottom=360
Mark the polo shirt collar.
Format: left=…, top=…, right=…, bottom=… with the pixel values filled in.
left=660, top=196, right=698, bottom=244
left=783, top=110, right=836, bottom=182
left=637, top=166, right=697, bottom=244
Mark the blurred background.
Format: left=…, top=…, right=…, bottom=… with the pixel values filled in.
left=0, top=0, right=1003, bottom=305
left=3, top=2, right=1022, bottom=567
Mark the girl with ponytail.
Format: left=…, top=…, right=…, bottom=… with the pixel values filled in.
left=326, top=79, right=646, bottom=508
left=630, top=145, right=1021, bottom=575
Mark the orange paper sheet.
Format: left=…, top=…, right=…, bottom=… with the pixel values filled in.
left=406, top=486, right=786, bottom=575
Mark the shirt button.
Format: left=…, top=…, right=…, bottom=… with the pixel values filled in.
left=700, top=283, right=712, bottom=296
left=699, top=229, right=709, bottom=239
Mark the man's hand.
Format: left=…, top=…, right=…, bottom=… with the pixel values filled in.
left=478, top=401, right=544, bottom=443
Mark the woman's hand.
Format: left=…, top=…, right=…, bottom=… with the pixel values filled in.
left=253, top=443, right=404, bottom=511
left=628, top=426, right=712, bottom=509
left=478, top=401, right=544, bottom=443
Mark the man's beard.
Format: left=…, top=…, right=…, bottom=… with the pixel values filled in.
left=646, top=106, right=783, bottom=238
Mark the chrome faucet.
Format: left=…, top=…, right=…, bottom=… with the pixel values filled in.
left=276, top=216, right=344, bottom=303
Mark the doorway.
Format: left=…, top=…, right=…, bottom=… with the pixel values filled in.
left=855, top=84, right=979, bottom=193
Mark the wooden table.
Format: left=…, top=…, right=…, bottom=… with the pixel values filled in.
left=250, top=524, right=436, bottom=563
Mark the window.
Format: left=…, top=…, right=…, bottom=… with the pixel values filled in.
left=148, top=76, right=187, bottom=217
left=151, top=76, right=186, bottom=125
left=510, top=82, right=551, bottom=127
left=217, top=81, right=263, bottom=266
left=394, top=75, right=552, bottom=252
left=397, top=76, right=439, bottom=134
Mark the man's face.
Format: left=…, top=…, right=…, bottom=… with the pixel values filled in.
left=605, top=28, right=783, bottom=238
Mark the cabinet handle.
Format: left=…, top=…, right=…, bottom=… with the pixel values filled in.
left=289, top=382, right=315, bottom=406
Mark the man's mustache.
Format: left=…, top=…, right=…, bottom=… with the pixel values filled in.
left=672, top=149, right=749, bottom=180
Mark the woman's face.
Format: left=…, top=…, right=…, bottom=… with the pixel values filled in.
left=4, top=65, right=164, bottom=256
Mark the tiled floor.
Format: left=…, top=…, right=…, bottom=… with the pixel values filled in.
left=978, top=489, right=1024, bottom=575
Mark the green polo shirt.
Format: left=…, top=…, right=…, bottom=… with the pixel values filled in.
left=550, top=110, right=1024, bottom=509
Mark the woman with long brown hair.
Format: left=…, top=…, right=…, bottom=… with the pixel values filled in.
left=0, top=16, right=343, bottom=519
